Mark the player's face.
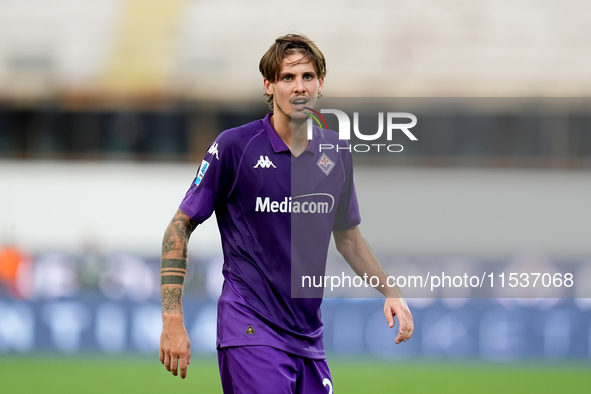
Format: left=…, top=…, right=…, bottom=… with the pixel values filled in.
left=264, top=53, right=324, bottom=124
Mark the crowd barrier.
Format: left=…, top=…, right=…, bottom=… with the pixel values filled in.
left=1, top=297, right=590, bottom=360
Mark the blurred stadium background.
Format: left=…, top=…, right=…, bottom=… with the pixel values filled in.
left=1, top=0, right=591, bottom=393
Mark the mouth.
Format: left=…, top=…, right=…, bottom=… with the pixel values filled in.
left=291, top=97, right=309, bottom=107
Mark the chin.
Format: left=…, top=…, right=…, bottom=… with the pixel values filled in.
left=291, top=118, right=307, bottom=125
left=290, top=112, right=309, bottom=125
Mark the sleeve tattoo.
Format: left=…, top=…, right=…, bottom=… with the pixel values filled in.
left=161, top=287, right=183, bottom=312
left=161, top=258, right=188, bottom=285
left=160, top=209, right=197, bottom=313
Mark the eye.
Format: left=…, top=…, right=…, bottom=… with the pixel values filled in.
left=303, top=74, right=313, bottom=81
left=283, top=75, right=293, bottom=81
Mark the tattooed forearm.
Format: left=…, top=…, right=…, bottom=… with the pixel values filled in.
left=161, top=287, right=183, bottom=313
left=162, top=209, right=197, bottom=259
left=162, top=238, right=176, bottom=256
left=162, top=259, right=188, bottom=270
left=160, top=210, right=197, bottom=315
left=161, top=259, right=188, bottom=285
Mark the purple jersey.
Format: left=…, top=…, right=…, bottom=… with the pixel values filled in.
left=180, top=113, right=360, bottom=359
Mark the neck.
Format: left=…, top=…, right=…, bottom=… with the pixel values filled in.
left=270, top=113, right=309, bottom=157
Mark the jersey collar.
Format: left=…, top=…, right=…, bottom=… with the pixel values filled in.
left=263, top=113, right=317, bottom=155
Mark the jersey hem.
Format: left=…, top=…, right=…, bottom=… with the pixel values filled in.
left=217, top=338, right=326, bottom=360
left=332, top=217, right=361, bottom=231
left=178, top=203, right=208, bottom=225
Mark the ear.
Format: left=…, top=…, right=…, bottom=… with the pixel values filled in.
left=263, top=79, right=274, bottom=95
left=318, top=77, right=325, bottom=94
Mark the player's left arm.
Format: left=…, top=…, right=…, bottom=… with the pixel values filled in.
left=333, top=225, right=413, bottom=344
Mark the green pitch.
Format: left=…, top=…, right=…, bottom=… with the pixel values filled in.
left=0, top=356, right=589, bottom=394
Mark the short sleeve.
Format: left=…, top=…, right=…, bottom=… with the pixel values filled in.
left=332, top=146, right=361, bottom=230
left=179, top=138, right=233, bottom=224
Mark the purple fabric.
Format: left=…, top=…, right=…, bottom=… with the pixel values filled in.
left=179, top=113, right=360, bottom=359
left=218, top=346, right=333, bottom=394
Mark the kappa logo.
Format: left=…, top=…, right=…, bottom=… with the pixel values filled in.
left=208, top=142, right=219, bottom=160
left=317, top=153, right=334, bottom=175
left=254, top=155, right=276, bottom=169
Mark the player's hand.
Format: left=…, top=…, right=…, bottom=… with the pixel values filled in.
left=159, top=315, right=191, bottom=379
left=384, top=296, right=414, bottom=344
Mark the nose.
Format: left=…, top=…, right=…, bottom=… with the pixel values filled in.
left=294, top=77, right=306, bottom=93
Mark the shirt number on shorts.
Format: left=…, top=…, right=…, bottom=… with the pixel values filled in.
left=323, top=378, right=333, bottom=394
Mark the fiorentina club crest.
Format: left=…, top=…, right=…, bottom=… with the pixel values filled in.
left=317, top=153, right=334, bottom=176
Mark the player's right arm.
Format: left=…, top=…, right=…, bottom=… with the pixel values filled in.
left=159, top=208, right=197, bottom=379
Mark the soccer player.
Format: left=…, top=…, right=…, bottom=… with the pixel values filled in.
left=159, top=34, right=413, bottom=392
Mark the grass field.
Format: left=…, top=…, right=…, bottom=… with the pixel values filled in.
left=1, top=356, right=590, bottom=393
